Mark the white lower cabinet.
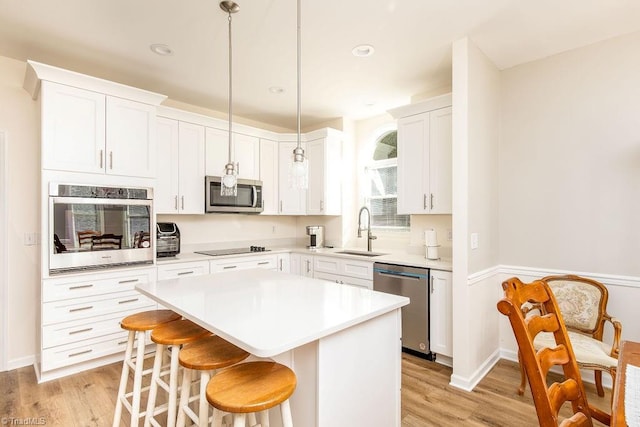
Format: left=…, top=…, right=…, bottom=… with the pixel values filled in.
left=429, top=269, right=452, bottom=358
left=313, top=256, right=373, bottom=289
left=40, top=268, right=156, bottom=377
left=209, top=254, right=278, bottom=273
left=157, top=261, right=210, bottom=280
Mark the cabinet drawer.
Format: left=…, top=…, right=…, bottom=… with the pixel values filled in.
left=341, top=259, right=374, bottom=280
left=42, top=307, right=154, bottom=348
left=43, top=270, right=152, bottom=302
left=314, top=271, right=373, bottom=289
left=313, top=256, right=340, bottom=274
left=157, top=261, right=210, bottom=280
left=210, top=254, right=277, bottom=273
left=42, top=290, right=153, bottom=325
left=41, top=331, right=134, bottom=372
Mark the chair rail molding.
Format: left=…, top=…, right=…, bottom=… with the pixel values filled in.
left=0, top=130, right=7, bottom=371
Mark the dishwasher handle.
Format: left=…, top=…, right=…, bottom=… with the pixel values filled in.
left=373, top=268, right=428, bottom=280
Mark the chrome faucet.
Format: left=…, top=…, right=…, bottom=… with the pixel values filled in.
left=357, top=206, right=377, bottom=252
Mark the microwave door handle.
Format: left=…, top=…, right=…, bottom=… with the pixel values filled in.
left=252, top=186, right=257, bottom=208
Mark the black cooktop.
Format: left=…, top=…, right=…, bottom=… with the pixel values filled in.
left=195, top=246, right=270, bottom=256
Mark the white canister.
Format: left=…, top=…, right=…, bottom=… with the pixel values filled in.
left=426, top=245, right=440, bottom=260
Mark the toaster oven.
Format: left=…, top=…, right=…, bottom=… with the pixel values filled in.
left=156, top=222, right=180, bottom=257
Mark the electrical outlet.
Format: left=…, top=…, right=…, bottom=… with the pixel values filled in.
left=470, top=233, right=479, bottom=250
left=24, top=232, right=37, bottom=246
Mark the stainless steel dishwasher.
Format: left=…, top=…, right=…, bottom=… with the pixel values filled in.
left=373, top=262, right=435, bottom=361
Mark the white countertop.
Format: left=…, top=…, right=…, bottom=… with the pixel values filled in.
left=157, top=246, right=452, bottom=271
left=136, top=268, right=409, bottom=358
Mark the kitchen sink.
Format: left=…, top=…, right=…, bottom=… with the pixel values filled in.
left=335, top=250, right=387, bottom=257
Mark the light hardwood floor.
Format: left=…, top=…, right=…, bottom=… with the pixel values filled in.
left=0, top=354, right=611, bottom=426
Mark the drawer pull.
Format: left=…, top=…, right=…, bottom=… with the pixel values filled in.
left=68, top=349, right=92, bottom=358
left=69, top=306, right=93, bottom=313
left=118, top=279, right=140, bottom=284
left=69, top=327, right=93, bottom=335
left=223, top=266, right=237, bottom=270
left=69, top=284, right=94, bottom=290
left=118, top=340, right=129, bottom=345
left=257, top=261, right=270, bottom=265
left=177, top=271, right=194, bottom=276
left=118, top=298, right=139, bottom=305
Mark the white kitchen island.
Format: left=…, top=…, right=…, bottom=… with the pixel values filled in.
left=135, top=268, right=409, bottom=427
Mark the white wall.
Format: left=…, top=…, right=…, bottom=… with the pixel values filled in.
left=497, top=31, right=640, bottom=355
left=499, top=31, right=640, bottom=276
left=451, top=37, right=501, bottom=389
left=0, top=57, right=40, bottom=368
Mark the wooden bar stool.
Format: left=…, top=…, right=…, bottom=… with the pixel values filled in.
left=113, top=309, right=181, bottom=427
left=206, top=361, right=297, bottom=427
left=144, top=319, right=211, bottom=427
left=176, top=335, right=250, bottom=427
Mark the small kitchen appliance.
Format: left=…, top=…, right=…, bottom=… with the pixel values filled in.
left=306, top=225, right=325, bottom=249
left=156, top=222, right=180, bottom=257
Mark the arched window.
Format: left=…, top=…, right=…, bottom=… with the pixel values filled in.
left=365, top=130, right=410, bottom=229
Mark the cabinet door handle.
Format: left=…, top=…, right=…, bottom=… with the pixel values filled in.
left=181, top=196, right=185, bottom=210
left=423, top=194, right=427, bottom=210
left=258, top=261, right=270, bottom=265
left=109, top=151, right=113, bottom=169
left=174, top=195, right=178, bottom=210
left=223, top=265, right=237, bottom=270
left=280, top=200, right=283, bottom=213
left=430, top=193, right=434, bottom=210
left=69, top=327, right=93, bottom=335
left=69, top=284, right=94, bottom=290
left=118, top=279, right=139, bottom=284
left=279, top=259, right=283, bottom=271
left=118, top=298, right=139, bottom=305
left=430, top=276, right=435, bottom=294
left=306, top=260, right=311, bottom=273
left=69, top=306, right=93, bottom=313
left=68, top=349, right=92, bottom=358
left=320, top=200, right=324, bottom=211
left=99, top=149, right=104, bottom=168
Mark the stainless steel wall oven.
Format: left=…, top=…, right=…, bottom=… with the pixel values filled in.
left=48, top=183, right=154, bottom=274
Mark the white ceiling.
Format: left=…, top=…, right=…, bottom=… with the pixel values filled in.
left=1, top=0, right=640, bottom=130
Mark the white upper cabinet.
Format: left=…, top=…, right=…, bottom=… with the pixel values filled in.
left=156, top=117, right=205, bottom=214
left=278, top=142, right=307, bottom=215
left=105, top=96, right=156, bottom=178
left=205, top=128, right=260, bottom=180
left=259, top=138, right=279, bottom=215
left=306, top=132, right=342, bottom=216
left=27, top=61, right=166, bottom=178
left=41, top=81, right=106, bottom=174
left=391, top=94, right=452, bottom=215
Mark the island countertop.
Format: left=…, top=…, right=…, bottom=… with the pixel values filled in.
left=135, top=268, right=409, bottom=358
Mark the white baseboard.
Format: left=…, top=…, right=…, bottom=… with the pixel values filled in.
left=449, top=348, right=501, bottom=392
left=7, top=354, right=36, bottom=371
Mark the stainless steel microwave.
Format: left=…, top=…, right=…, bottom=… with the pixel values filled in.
left=205, top=176, right=263, bottom=213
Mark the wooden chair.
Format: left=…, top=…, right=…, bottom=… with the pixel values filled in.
left=91, top=233, right=123, bottom=250
left=77, top=230, right=100, bottom=249
left=516, top=275, right=621, bottom=397
left=497, top=277, right=611, bottom=427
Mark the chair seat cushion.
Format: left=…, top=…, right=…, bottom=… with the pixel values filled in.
left=534, top=331, right=617, bottom=370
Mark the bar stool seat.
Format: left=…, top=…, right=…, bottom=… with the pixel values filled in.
left=144, top=319, right=211, bottom=427
left=176, top=336, right=250, bottom=427
left=206, top=361, right=297, bottom=427
left=113, top=309, right=181, bottom=427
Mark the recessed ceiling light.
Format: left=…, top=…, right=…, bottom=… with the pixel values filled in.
left=269, top=86, right=285, bottom=94
left=352, top=44, right=375, bottom=57
left=150, top=44, right=173, bottom=56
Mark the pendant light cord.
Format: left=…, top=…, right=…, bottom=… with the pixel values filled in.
left=296, top=0, right=301, bottom=148
left=227, top=11, right=233, bottom=164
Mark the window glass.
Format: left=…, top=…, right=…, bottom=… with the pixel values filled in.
left=365, top=130, right=409, bottom=230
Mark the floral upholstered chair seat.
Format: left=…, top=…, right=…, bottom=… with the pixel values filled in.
left=517, top=275, right=622, bottom=397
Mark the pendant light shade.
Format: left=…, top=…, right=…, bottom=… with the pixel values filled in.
left=289, top=0, right=308, bottom=189
left=221, top=1, right=239, bottom=196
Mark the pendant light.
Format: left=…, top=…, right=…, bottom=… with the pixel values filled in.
left=289, top=0, right=308, bottom=189
left=220, top=1, right=240, bottom=196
